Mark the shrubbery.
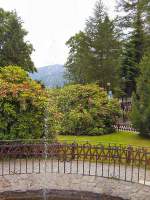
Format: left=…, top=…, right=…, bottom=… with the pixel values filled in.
left=48, top=84, right=120, bottom=136
left=0, top=66, right=55, bottom=140
left=0, top=67, right=120, bottom=139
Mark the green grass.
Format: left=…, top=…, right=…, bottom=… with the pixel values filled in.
left=58, top=132, right=150, bottom=147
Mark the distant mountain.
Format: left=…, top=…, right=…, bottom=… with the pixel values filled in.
left=30, top=64, right=67, bottom=88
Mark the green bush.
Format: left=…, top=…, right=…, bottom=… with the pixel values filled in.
left=0, top=66, right=56, bottom=140
left=86, top=128, right=104, bottom=136
left=48, top=84, right=120, bottom=136
left=0, top=67, right=120, bottom=140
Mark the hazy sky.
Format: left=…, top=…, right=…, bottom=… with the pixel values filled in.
left=0, top=0, right=116, bottom=68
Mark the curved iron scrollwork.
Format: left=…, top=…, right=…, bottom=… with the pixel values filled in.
left=0, top=140, right=149, bottom=185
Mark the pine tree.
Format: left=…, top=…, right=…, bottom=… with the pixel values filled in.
left=65, top=0, right=121, bottom=90
left=118, top=0, right=150, bottom=96
left=131, top=54, right=150, bottom=137
left=86, top=14, right=121, bottom=88
left=0, top=8, right=36, bottom=72
left=120, top=40, right=137, bottom=97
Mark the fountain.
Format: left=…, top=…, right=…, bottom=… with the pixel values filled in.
left=0, top=190, right=127, bottom=200
left=42, top=107, right=49, bottom=200
left=43, top=135, right=48, bottom=200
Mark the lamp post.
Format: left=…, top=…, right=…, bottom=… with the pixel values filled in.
left=107, top=82, right=113, bottom=100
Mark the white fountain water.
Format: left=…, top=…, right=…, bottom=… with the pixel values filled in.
left=43, top=136, right=48, bottom=200
left=43, top=109, right=49, bottom=200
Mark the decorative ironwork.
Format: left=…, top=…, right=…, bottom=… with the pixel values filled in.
left=0, top=140, right=149, bottom=185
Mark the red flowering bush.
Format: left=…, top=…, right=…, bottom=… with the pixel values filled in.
left=0, top=66, right=55, bottom=140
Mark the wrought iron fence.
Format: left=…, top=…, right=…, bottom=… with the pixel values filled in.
left=0, top=140, right=149, bottom=185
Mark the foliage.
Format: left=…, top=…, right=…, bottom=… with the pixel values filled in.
left=49, top=84, right=120, bottom=136
left=120, top=40, right=139, bottom=97
left=131, top=54, right=150, bottom=137
left=65, top=0, right=121, bottom=90
left=65, top=31, right=91, bottom=84
left=0, top=8, right=36, bottom=72
left=0, top=66, right=56, bottom=140
left=117, top=0, right=150, bottom=31
left=117, top=0, right=150, bottom=97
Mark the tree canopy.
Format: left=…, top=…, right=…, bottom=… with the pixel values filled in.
left=118, top=0, right=150, bottom=96
left=65, top=0, right=121, bottom=90
left=0, top=8, right=36, bottom=72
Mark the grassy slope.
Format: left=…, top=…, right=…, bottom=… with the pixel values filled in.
left=58, top=132, right=150, bottom=147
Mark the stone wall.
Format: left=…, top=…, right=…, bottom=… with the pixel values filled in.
left=0, top=190, right=126, bottom=200
left=0, top=173, right=150, bottom=200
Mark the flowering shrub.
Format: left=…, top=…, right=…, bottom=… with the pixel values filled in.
left=49, top=84, right=120, bottom=136
left=0, top=66, right=56, bottom=140
left=0, top=67, right=120, bottom=139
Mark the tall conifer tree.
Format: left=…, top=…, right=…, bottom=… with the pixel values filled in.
left=65, top=0, right=121, bottom=90
left=0, top=8, right=36, bottom=72
left=118, top=0, right=150, bottom=96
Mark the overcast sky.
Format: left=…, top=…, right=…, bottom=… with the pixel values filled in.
left=0, top=0, right=116, bottom=68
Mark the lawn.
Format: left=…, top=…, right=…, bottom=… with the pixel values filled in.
left=58, top=132, right=150, bottom=147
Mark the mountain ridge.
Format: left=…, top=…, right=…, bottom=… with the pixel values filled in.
left=30, top=64, right=67, bottom=88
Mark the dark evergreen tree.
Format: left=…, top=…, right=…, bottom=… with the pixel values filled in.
left=131, top=54, right=150, bottom=137
left=86, top=14, right=121, bottom=89
left=117, top=0, right=150, bottom=96
left=65, top=0, right=121, bottom=90
left=0, top=8, right=36, bottom=72
left=120, top=41, right=137, bottom=97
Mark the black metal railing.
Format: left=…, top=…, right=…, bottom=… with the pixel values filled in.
left=0, top=141, right=149, bottom=185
